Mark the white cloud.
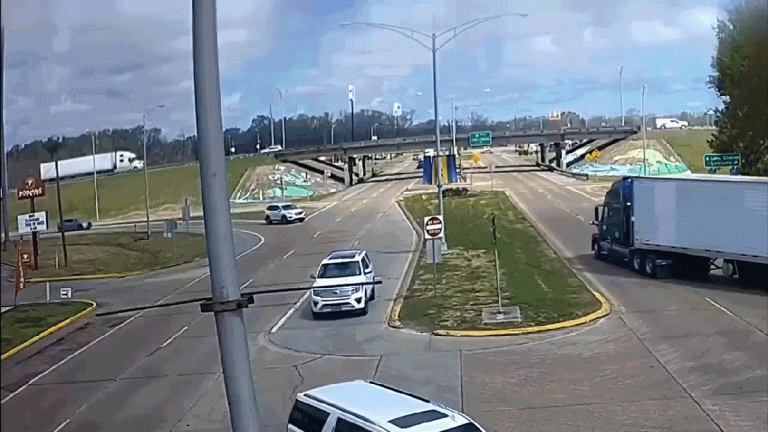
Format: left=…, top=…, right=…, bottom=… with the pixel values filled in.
left=672, top=84, right=687, bottom=90
left=50, top=95, right=92, bottom=114
left=52, top=30, right=70, bottom=52
left=630, top=20, right=683, bottom=45
left=531, top=35, right=558, bottom=52
left=223, top=93, right=242, bottom=108
left=583, top=27, right=606, bottom=49
left=678, top=7, right=720, bottom=36
left=219, top=28, right=249, bottom=44
left=686, top=101, right=703, bottom=107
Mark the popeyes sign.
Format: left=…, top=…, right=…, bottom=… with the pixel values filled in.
left=17, top=175, right=46, bottom=200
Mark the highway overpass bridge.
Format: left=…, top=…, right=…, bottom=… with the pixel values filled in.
left=272, top=126, right=640, bottom=186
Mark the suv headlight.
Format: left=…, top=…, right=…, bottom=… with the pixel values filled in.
left=352, top=285, right=362, bottom=294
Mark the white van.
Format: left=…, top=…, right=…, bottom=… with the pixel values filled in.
left=287, top=380, right=486, bottom=432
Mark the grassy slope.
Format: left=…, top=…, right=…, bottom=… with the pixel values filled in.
left=645, top=128, right=716, bottom=174
left=9, top=155, right=275, bottom=230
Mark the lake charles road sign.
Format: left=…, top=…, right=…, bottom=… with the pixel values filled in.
left=424, top=215, right=444, bottom=239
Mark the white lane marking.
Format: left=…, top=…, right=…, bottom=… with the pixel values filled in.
left=52, top=419, right=70, bottom=432
left=160, top=325, right=189, bottom=348
left=534, top=171, right=567, bottom=186
left=334, top=217, right=342, bottom=223
left=2, top=228, right=265, bottom=405
left=363, top=199, right=369, bottom=204
left=312, top=231, right=322, bottom=239
left=270, top=290, right=311, bottom=334
left=234, top=229, right=266, bottom=259
left=350, top=206, right=359, bottom=212
left=705, top=297, right=736, bottom=318
left=567, top=186, right=600, bottom=201
left=352, top=240, right=359, bottom=248
left=240, top=278, right=253, bottom=290
left=306, top=201, right=338, bottom=220
left=282, top=250, right=295, bottom=260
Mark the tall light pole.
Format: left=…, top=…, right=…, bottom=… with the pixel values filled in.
left=341, top=13, right=527, bottom=248
left=451, top=98, right=457, bottom=156
left=142, top=104, right=165, bottom=238
left=371, top=123, right=379, bottom=140
left=1, top=26, right=9, bottom=251
left=275, top=88, right=287, bottom=149
left=618, top=66, right=624, bottom=126
left=331, top=122, right=336, bottom=146
left=192, top=1, right=262, bottom=429
left=89, top=130, right=100, bottom=221
left=269, top=104, right=275, bottom=148
left=642, top=84, right=647, bottom=175
left=348, top=85, right=355, bottom=142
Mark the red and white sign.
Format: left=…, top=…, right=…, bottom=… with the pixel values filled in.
left=423, top=215, right=444, bottom=239
left=17, top=175, right=46, bottom=200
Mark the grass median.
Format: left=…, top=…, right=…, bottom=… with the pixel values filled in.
left=1, top=232, right=207, bottom=279
left=400, top=190, right=601, bottom=332
left=2, top=301, right=92, bottom=356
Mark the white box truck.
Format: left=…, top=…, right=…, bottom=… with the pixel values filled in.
left=40, top=151, right=143, bottom=181
left=591, top=174, right=768, bottom=285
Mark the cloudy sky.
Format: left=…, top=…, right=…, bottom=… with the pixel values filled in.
left=3, top=0, right=726, bottom=149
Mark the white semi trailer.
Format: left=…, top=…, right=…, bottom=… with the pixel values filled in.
left=40, top=151, right=143, bottom=181
left=591, top=174, right=768, bottom=285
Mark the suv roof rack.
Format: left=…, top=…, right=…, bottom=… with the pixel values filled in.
left=368, top=381, right=430, bottom=403
left=303, top=393, right=380, bottom=429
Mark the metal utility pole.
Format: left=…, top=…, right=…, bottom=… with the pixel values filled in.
left=1, top=26, right=9, bottom=251
left=192, top=1, right=261, bottom=431
left=142, top=115, right=151, bottom=238
left=340, top=13, right=527, bottom=250
left=91, top=130, right=100, bottom=221
left=642, top=84, right=647, bottom=175
left=54, top=139, right=68, bottom=267
left=331, top=122, right=336, bottom=146
left=269, top=104, right=275, bottom=148
left=349, top=85, right=355, bottom=142
left=451, top=99, right=457, bottom=157
left=276, top=88, right=287, bottom=149
left=618, top=66, right=624, bottom=126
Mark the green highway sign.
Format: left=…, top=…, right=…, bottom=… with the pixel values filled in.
left=703, top=153, right=741, bottom=168
left=470, top=131, right=492, bottom=147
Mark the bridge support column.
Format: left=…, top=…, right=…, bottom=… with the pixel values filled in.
left=555, top=142, right=564, bottom=170
left=346, top=156, right=356, bottom=187
left=361, top=156, right=367, bottom=181
left=539, top=143, right=546, bottom=165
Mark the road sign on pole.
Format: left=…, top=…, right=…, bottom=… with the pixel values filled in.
left=16, top=175, right=46, bottom=200
left=424, top=215, right=444, bottom=239
left=703, top=153, right=740, bottom=168
left=469, top=131, right=492, bottom=147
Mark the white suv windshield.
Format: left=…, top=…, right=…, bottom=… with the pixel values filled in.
left=282, top=204, right=297, bottom=210
left=318, top=262, right=361, bottom=278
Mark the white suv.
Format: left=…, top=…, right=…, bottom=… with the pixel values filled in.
left=310, top=250, right=375, bottom=318
left=265, top=202, right=306, bottom=224
left=287, top=380, right=486, bottom=432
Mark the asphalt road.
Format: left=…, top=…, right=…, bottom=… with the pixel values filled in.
left=2, top=152, right=766, bottom=432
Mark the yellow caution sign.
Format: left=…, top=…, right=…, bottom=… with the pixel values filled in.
left=471, top=154, right=480, bottom=163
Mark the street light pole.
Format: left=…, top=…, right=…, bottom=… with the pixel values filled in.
left=269, top=104, right=275, bottom=148
left=91, top=130, right=100, bottom=221
left=276, top=88, right=287, bottom=149
left=331, top=123, right=336, bottom=146
left=340, top=14, right=527, bottom=248
left=642, top=84, right=647, bottom=175
left=618, top=66, right=624, bottom=126
left=371, top=123, right=378, bottom=140
left=142, top=114, right=151, bottom=238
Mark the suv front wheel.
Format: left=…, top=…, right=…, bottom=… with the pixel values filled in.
left=265, top=215, right=272, bottom=225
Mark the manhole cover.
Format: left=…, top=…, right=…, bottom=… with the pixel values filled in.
left=481, top=306, right=521, bottom=324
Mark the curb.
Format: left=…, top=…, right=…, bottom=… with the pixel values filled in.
left=1, top=300, right=97, bottom=361
left=429, top=188, right=611, bottom=337
left=387, top=199, right=424, bottom=329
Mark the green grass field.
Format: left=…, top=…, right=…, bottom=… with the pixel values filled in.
left=9, top=155, right=275, bottom=230
left=400, top=191, right=601, bottom=331
left=1, top=232, right=207, bottom=279
left=645, top=128, right=716, bottom=174
left=2, top=301, right=92, bottom=355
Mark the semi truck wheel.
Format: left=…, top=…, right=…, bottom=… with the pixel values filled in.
left=644, top=255, right=658, bottom=278
left=632, top=252, right=644, bottom=273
